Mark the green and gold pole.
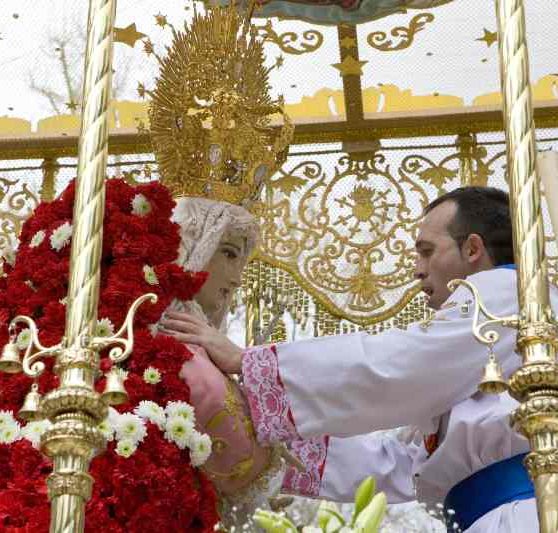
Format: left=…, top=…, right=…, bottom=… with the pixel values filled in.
left=495, top=1, right=558, bottom=531
left=40, top=0, right=117, bottom=531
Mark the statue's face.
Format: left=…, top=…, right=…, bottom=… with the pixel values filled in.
left=196, top=230, right=249, bottom=327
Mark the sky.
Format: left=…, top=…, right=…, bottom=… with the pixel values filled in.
left=0, top=0, right=557, bottom=129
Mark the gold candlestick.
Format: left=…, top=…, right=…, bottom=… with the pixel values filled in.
left=37, top=1, right=117, bottom=531
left=450, top=3, right=558, bottom=531
left=494, top=2, right=558, bottom=531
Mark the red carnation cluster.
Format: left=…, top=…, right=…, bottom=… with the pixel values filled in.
left=0, top=179, right=219, bottom=532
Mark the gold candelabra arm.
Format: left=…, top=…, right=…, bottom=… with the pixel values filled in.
left=90, top=293, right=158, bottom=364
left=9, top=315, right=62, bottom=379
left=448, top=278, right=519, bottom=345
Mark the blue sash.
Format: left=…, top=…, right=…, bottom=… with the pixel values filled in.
left=444, top=453, right=534, bottom=531
left=498, top=263, right=516, bottom=270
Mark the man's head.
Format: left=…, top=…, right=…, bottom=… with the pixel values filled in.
left=415, top=186, right=513, bottom=309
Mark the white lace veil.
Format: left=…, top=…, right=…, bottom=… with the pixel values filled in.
left=170, top=197, right=259, bottom=328
left=172, top=197, right=259, bottom=272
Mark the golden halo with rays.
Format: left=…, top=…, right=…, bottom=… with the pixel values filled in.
left=148, top=3, right=293, bottom=206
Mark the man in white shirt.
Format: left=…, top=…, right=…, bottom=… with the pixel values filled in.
left=162, top=186, right=557, bottom=532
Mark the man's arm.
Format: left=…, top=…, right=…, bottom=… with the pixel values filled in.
left=165, top=270, right=520, bottom=442
left=282, top=433, right=418, bottom=504
left=243, top=271, right=519, bottom=441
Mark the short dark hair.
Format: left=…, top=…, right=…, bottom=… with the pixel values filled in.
left=425, top=186, right=514, bottom=266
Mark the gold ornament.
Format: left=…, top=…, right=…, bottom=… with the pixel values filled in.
left=476, top=28, right=498, bottom=48
left=479, top=350, right=508, bottom=395
left=18, top=383, right=42, bottom=421
left=101, top=369, right=128, bottom=406
left=0, top=341, right=22, bottom=374
left=148, top=3, right=293, bottom=206
left=332, top=55, right=367, bottom=77
left=114, top=23, right=146, bottom=48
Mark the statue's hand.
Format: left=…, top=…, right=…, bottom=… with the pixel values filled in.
left=160, top=311, right=243, bottom=373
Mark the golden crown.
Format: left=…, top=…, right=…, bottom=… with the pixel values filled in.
left=148, top=3, right=293, bottom=206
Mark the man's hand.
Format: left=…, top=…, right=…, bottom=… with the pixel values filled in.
left=159, top=311, right=243, bottom=374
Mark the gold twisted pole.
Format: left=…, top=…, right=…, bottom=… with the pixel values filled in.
left=40, top=1, right=118, bottom=532
left=495, top=1, right=558, bottom=531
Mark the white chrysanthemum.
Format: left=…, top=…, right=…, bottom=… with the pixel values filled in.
left=165, top=415, right=194, bottom=449
left=98, top=418, right=115, bottom=442
left=21, top=419, right=51, bottom=448
left=16, top=328, right=31, bottom=350
left=95, top=317, right=115, bottom=337
left=165, top=401, right=196, bottom=426
left=107, top=406, right=120, bottom=426
left=0, top=419, right=21, bottom=445
left=0, top=410, right=15, bottom=428
left=112, top=367, right=128, bottom=380
left=114, top=412, right=147, bottom=444
left=1, top=245, right=16, bottom=267
left=189, top=431, right=212, bottom=467
left=30, top=230, right=46, bottom=248
left=131, top=194, right=151, bottom=216
left=143, top=265, right=159, bottom=286
left=50, top=221, right=72, bottom=252
left=143, top=366, right=161, bottom=385
left=134, top=401, right=166, bottom=428
left=116, top=439, right=137, bottom=458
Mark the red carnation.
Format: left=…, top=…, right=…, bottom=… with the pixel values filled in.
left=0, top=178, right=219, bottom=531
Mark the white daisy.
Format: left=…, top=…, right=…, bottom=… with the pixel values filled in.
left=165, top=401, right=196, bottom=426
left=189, top=431, right=212, bottom=467
left=115, top=439, right=137, bottom=458
left=95, top=317, right=115, bottom=337
left=30, top=230, right=46, bottom=248
left=1, top=243, right=16, bottom=267
left=98, top=418, right=115, bottom=442
left=50, top=221, right=73, bottom=252
left=143, top=366, right=161, bottom=385
left=107, top=406, right=122, bottom=424
left=0, top=419, right=21, bottom=445
left=164, top=415, right=194, bottom=449
left=114, top=412, right=147, bottom=444
left=143, top=265, right=159, bottom=286
left=131, top=194, right=151, bottom=216
left=21, top=419, right=51, bottom=448
left=134, top=401, right=166, bottom=428
left=0, top=410, right=15, bottom=428
left=113, top=367, right=128, bottom=381
left=16, top=328, right=31, bottom=350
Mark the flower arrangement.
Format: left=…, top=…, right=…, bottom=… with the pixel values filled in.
left=0, top=179, right=219, bottom=531
left=254, top=477, right=387, bottom=533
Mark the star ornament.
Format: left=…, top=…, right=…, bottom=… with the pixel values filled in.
left=114, top=23, right=146, bottom=48
left=339, top=36, right=357, bottom=49
left=332, top=56, right=367, bottom=77
left=154, top=13, right=168, bottom=28
left=476, top=28, right=498, bottom=48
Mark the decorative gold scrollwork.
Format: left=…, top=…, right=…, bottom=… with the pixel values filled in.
left=256, top=20, right=323, bottom=55
left=367, top=13, right=435, bottom=52
left=400, top=144, right=495, bottom=194
left=258, top=153, right=428, bottom=323
left=0, top=177, right=39, bottom=260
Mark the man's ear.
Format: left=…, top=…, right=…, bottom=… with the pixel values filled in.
left=462, top=233, right=486, bottom=264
